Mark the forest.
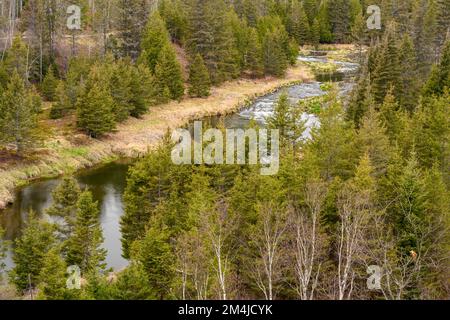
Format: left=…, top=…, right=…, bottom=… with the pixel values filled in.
left=0, top=0, right=449, bottom=300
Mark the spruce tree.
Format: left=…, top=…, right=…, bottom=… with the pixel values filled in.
left=42, top=66, right=57, bottom=101
left=109, top=262, right=153, bottom=300
left=50, top=81, right=71, bottom=119
left=131, top=226, right=175, bottom=299
left=0, top=70, right=38, bottom=154
left=37, top=247, right=74, bottom=300
left=154, top=44, right=184, bottom=101
left=66, top=190, right=106, bottom=274
left=139, top=12, right=172, bottom=73
left=46, top=176, right=81, bottom=242
left=371, top=24, right=401, bottom=103
left=76, top=77, right=116, bottom=138
left=109, top=59, right=134, bottom=122
left=188, top=54, right=211, bottom=98
left=9, top=212, right=55, bottom=292
left=311, top=18, right=321, bottom=49
left=244, top=27, right=264, bottom=77
left=398, top=35, right=420, bottom=112
left=129, top=64, right=154, bottom=117
left=117, top=0, right=148, bottom=59
left=423, top=40, right=450, bottom=97
left=262, top=29, right=288, bottom=77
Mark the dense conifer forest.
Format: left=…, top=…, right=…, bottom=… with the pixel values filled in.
left=0, top=0, right=449, bottom=300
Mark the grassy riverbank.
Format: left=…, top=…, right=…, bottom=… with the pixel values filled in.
left=0, top=61, right=313, bottom=209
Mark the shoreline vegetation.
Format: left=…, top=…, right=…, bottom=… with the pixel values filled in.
left=0, top=49, right=326, bottom=210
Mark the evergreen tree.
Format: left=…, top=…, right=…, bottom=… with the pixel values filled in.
left=244, top=27, right=264, bottom=77
left=109, top=262, right=153, bottom=300
left=0, top=70, right=38, bottom=154
left=131, top=226, right=175, bottom=299
left=262, top=29, right=288, bottom=77
left=188, top=54, right=211, bottom=98
left=66, top=190, right=106, bottom=274
left=37, top=247, right=76, bottom=300
left=154, top=44, right=184, bottom=101
left=139, top=12, right=172, bottom=73
left=311, top=18, right=321, bottom=49
left=50, top=81, right=71, bottom=119
left=187, top=0, right=240, bottom=84
left=109, top=59, right=134, bottom=122
left=371, top=24, right=401, bottom=103
left=46, top=176, right=81, bottom=242
left=398, top=35, right=420, bottom=112
left=2, top=36, right=29, bottom=81
left=41, top=66, right=57, bottom=101
left=76, top=72, right=116, bottom=138
left=129, top=64, right=155, bottom=117
left=9, top=212, right=55, bottom=292
left=423, top=40, right=450, bottom=97
left=288, top=1, right=311, bottom=45
left=117, top=0, right=148, bottom=59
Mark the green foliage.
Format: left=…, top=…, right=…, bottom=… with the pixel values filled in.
left=188, top=54, right=211, bottom=98
left=423, top=40, right=450, bottom=97
left=42, top=66, right=58, bottom=101
left=66, top=190, right=106, bottom=274
left=50, top=81, right=71, bottom=119
left=154, top=44, right=185, bottom=101
left=9, top=212, right=55, bottom=292
left=0, top=70, right=38, bottom=153
left=139, top=12, right=172, bottom=74
left=76, top=67, right=116, bottom=137
left=37, top=247, right=77, bottom=300
left=108, top=262, right=153, bottom=300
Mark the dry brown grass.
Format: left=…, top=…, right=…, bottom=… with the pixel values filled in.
left=0, top=62, right=313, bottom=209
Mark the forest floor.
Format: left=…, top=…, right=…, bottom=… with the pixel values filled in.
left=0, top=58, right=313, bottom=209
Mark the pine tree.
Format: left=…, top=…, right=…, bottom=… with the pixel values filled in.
left=139, top=12, right=172, bottom=74
left=154, top=44, right=184, bottom=101
left=2, top=36, right=29, bottom=81
left=0, top=70, right=38, bottom=154
left=37, top=247, right=75, bottom=300
left=46, top=176, right=81, bottom=241
left=347, top=68, right=373, bottom=128
left=311, top=18, right=321, bottom=49
left=262, top=28, right=288, bottom=77
left=109, top=59, right=134, bottom=122
left=317, top=0, right=333, bottom=43
left=188, top=54, right=211, bottom=98
left=371, top=23, right=401, bottom=103
left=187, top=0, right=240, bottom=84
left=76, top=76, right=116, bottom=138
left=41, top=66, right=57, bottom=101
left=66, top=190, right=106, bottom=274
left=244, top=27, right=264, bottom=77
left=131, top=226, right=175, bottom=299
left=398, top=35, right=420, bottom=112
left=356, top=107, right=392, bottom=177
left=9, top=212, right=55, bottom=292
left=423, top=40, right=450, bottom=97
left=129, top=64, right=155, bottom=117
left=50, top=81, right=71, bottom=119
left=288, top=1, right=311, bottom=45
left=117, top=0, right=148, bottom=59
left=109, top=262, right=153, bottom=300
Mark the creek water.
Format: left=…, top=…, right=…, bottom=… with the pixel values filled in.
left=0, top=54, right=359, bottom=271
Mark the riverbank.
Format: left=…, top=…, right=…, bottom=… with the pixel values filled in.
left=0, top=61, right=313, bottom=210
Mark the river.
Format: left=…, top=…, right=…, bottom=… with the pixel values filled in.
left=0, top=53, right=359, bottom=272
